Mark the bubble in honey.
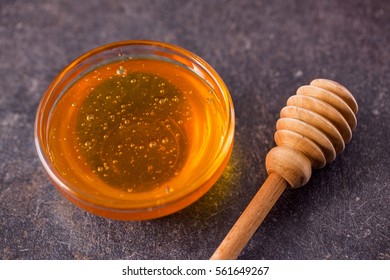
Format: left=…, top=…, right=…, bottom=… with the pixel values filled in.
left=84, top=141, right=91, bottom=147
left=149, top=141, right=157, bottom=148
left=116, top=66, right=127, bottom=77
left=86, top=114, right=95, bottom=121
left=172, top=96, right=179, bottom=103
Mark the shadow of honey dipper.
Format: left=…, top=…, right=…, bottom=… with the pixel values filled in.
left=211, top=79, right=358, bottom=260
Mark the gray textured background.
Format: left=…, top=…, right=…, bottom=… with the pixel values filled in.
left=1, top=0, right=389, bottom=260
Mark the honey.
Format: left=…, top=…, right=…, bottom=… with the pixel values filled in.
left=35, top=41, right=234, bottom=220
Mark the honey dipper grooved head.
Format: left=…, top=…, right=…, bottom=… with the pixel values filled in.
left=266, top=79, right=358, bottom=188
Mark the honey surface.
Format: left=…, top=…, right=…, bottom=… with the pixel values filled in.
left=48, top=58, right=227, bottom=205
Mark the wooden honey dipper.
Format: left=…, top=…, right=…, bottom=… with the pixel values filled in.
left=211, top=78, right=358, bottom=260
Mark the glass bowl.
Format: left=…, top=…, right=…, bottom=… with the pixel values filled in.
left=34, top=40, right=235, bottom=220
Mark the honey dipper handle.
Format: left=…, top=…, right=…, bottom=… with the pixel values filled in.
left=210, top=173, right=287, bottom=260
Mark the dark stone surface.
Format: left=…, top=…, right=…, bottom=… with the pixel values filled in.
left=0, top=0, right=389, bottom=260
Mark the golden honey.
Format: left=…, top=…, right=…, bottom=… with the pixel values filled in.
left=35, top=41, right=234, bottom=220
